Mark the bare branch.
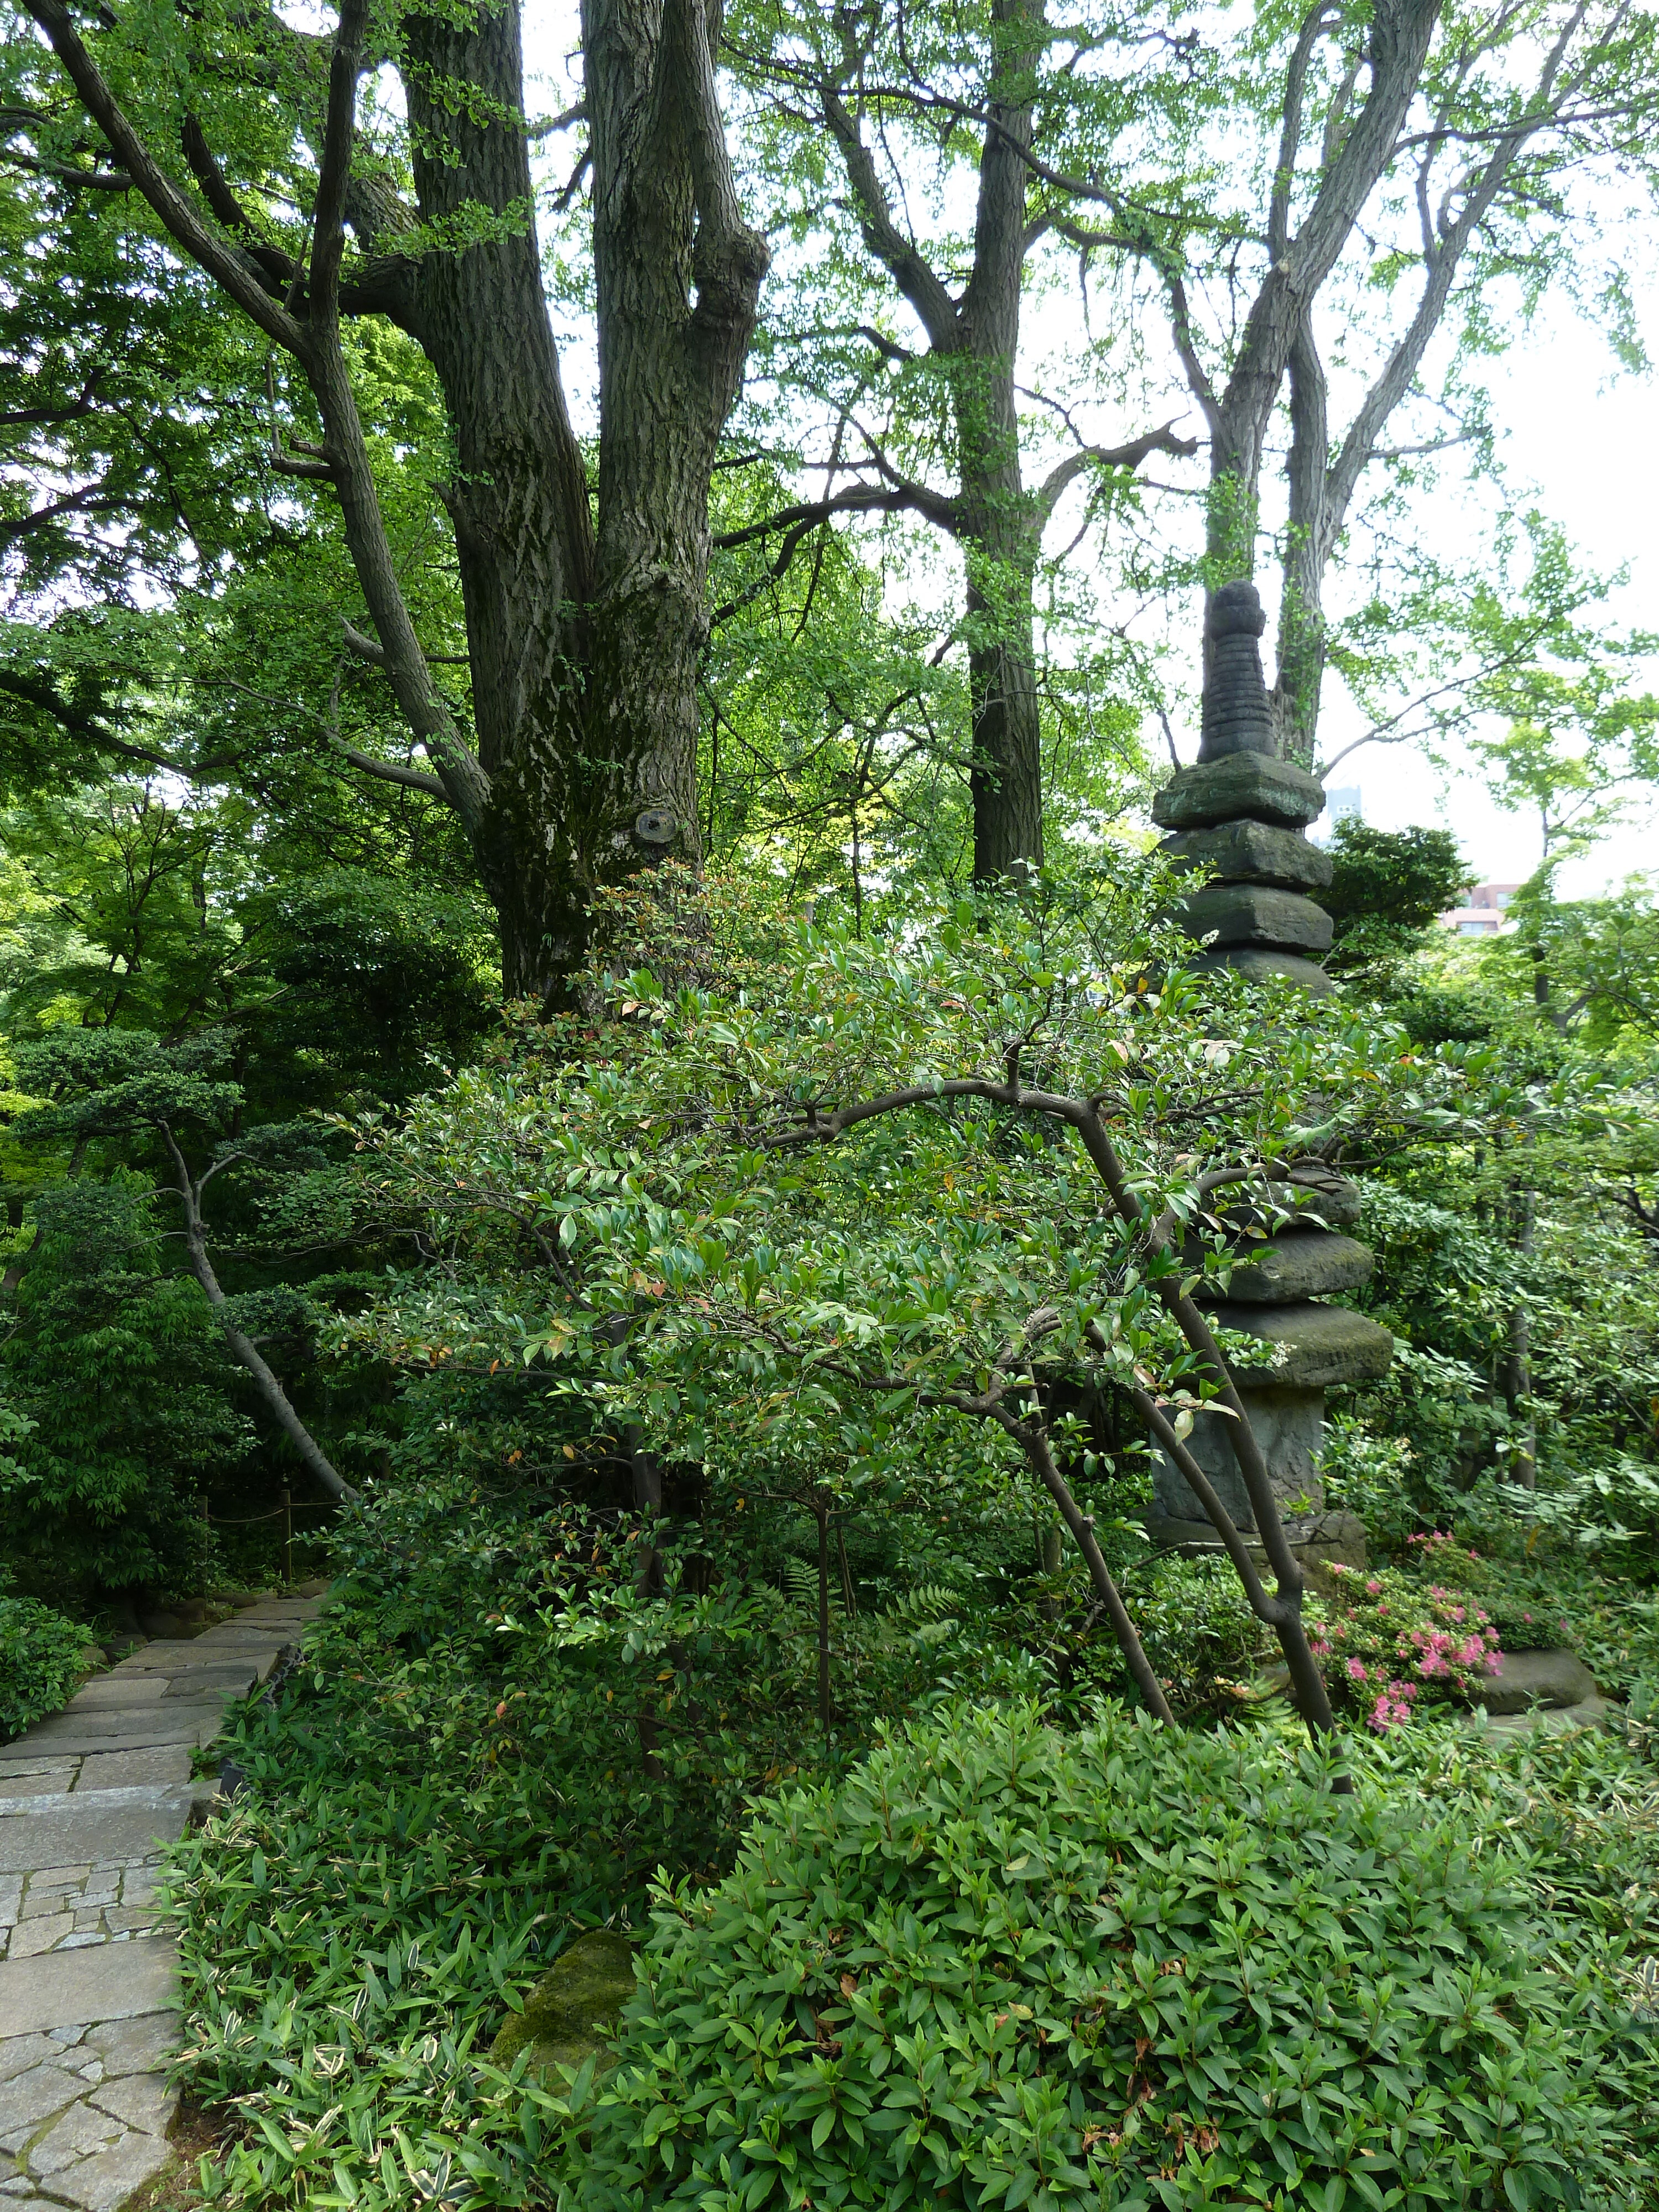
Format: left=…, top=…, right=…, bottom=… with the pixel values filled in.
left=157, top=1121, right=359, bottom=1505
left=820, top=84, right=961, bottom=353
left=334, top=744, right=450, bottom=799
left=1034, top=419, right=1199, bottom=525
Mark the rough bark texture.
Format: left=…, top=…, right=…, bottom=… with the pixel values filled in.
left=24, top=0, right=767, bottom=1007
left=398, top=1, right=599, bottom=997
left=585, top=0, right=768, bottom=899
left=816, top=0, right=1049, bottom=880
left=958, top=0, right=1046, bottom=881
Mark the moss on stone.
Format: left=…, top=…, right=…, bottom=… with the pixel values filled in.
left=491, top=1929, right=637, bottom=2080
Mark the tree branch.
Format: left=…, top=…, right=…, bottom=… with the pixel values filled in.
left=157, top=1121, right=359, bottom=1505
left=820, top=84, right=961, bottom=353
left=21, top=0, right=305, bottom=353
left=1033, top=419, right=1199, bottom=525
left=333, top=743, right=450, bottom=799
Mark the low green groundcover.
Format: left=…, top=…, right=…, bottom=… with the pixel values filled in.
left=557, top=1700, right=1651, bottom=2211
left=0, top=1590, right=90, bottom=1741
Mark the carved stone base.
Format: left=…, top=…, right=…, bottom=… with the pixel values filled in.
left=1152, top=1384, right=1325, bottom=1529
left=1144, top=1509, right=1366, bottom=1597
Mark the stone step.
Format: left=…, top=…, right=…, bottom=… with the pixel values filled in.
left=2, top=1715, right=224, bottom=1761
left=0, top=1794, right=201, bottom=1879
left=0, top=1582, right=328, bottom=2210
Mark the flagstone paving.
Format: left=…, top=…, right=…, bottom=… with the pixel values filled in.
left=0, top=1592, right=327, bottom=2209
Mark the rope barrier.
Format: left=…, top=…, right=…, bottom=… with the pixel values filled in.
left=205, top=1488, right=336, bottom=1579
left=205, top=1502, right=335, bottom=1526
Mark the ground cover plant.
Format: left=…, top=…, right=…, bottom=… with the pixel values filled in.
left=556, top=1699, right=1656, bottom=2210
left=0, top=1578, right=90, bottom=1741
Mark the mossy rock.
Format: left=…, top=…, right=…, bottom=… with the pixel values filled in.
left=491, top=1930, right=637, bottom=2081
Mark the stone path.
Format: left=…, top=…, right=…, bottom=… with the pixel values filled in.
left=0, top=1592, right=328, bottom=2210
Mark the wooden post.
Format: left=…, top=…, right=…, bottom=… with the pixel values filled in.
left=281, top=1486, right=293, bottom=1587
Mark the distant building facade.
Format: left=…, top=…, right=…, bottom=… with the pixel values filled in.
left=1438, top=883, right=1521, bottom=937
left=1312, top=785, right=1361, bottom=849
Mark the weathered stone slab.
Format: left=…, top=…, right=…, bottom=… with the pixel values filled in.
left=1190, top=945, right=1335, bottom=995
left=27, top=2094, right=124, bottom=2173
left=86, top=2074, right=175, bottom=2135
left=0, top=1938, right=176, bottom=2037
left=1181, top=882, right=1334, bottom=953
left=111, top=1655, right=260, bottom=1683
left=83, top=2016, right=173, bottom=2080
left=159, top=1668, right=264, bottom=1699
left=71, top=1751, right=192, bottom=1795
left=0, top=1774, right=73, bottom=1803
left=0, top=2056, right=81, bottom=2133
left=1477, top=1647, right=1599, bottom=1714
left=1209, top=1232, right=1374, bottom=1303
left=3, top=1715, right=218, bottom=1758
left=1152, top=752, right=1326, bottom=832
left=1159, top=818, right=1333, bottom=890
left=0, top=2037, right=60, bottom=2087
left=0, top=1794, right=192, bottom=1876
left=1204, top=1300, right=1395, bottom=1389
left=48, top=2125, right=173, bottom=2210
left=63, top=1683, right=177, bottom=1712
left=5, top=1916, right=72, bottom=1960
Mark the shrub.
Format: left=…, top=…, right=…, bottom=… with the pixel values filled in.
left=559, top=1698, right=1647, bottom=2210
left=0, top=1175, right=249, bottom=1601
left=1310, top=1563, right=1501, bottom=1728
left=1400, top=1531, right=1578, bottom=1653
left=0, top=1586, right=91, bottom=1741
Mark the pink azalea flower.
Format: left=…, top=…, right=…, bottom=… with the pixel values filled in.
left=1365, top=1578, right=1383, bottom=1595
left=1346, top=1658, right=1368, bottom=1682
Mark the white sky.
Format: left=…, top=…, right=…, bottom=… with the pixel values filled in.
left=1324, top=302, right=1659, bottom=896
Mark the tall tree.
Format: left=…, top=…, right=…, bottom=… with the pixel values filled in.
left=1088, top=0, right=1659, bottom=761
left=724, top=0, right=1194, bottom=880
left=8, top=0, right=768, bottom=1002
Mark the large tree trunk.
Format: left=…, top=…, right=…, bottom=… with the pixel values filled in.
left=1188, top=0, right=1442, bottom=736
left=397, top=1, right=599, bottom=999
left=28, top=0, right=767, bottom=1011
left=958, top=0, right=1044, bottom=881
left=585, top=0, right=766, bottom=893
left=387, top=0, right=765, bottom=1003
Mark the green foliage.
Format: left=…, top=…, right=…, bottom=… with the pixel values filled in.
left=0, top=1173, right=248, bottom=1599
left=1094, top=1552, right=1272, bottom=1716
left=1322, top=820, right=1469, bottom=971
left=1308, top=1562, right=1502, bottom=1730
left=0, top=1582, right=89, bottom=1741
left=161, top=1448, right=1046, bottom=2212
left=559, top=1699, right=1655, bottom=2209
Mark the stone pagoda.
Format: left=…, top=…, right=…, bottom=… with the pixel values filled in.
left=1145, top=580, right=1391, bottom=1579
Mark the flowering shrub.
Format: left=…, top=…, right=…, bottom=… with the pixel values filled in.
left=1309, top=1563, right=1501, bottom=1730
left=1401, top=1530, right=1572, bottom=1652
